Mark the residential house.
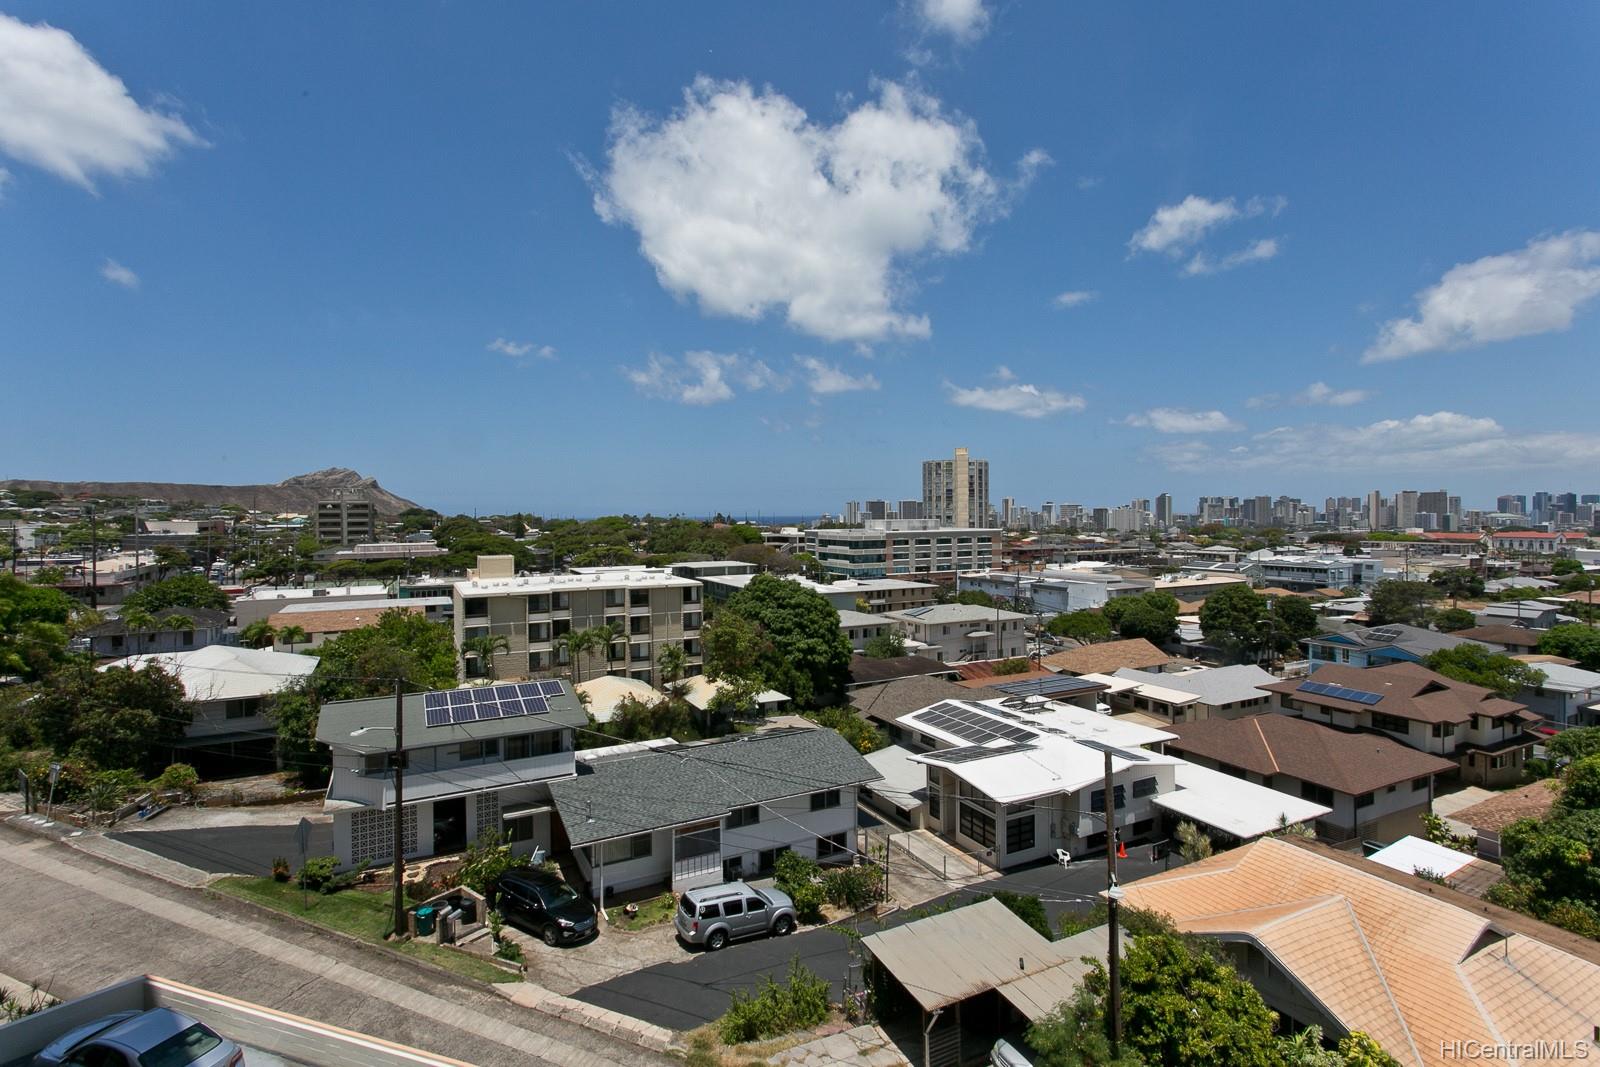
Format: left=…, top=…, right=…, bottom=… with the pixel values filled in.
left=1248, top=552, right=1384, bottom=591
left=1120, top=837, right=1600, bottom=1067
left=881, top=604, right=1030, bottom=663
left=1472, top=601, right=1566, bottom=630
left=1511, top=660, right=1600, bottom=729
left=1105, top=664, right=1278, bottom=724
left=100, top=645, right=317, bottom=773
left=316, top=679, right=585, bottom=868
left=84, top=606, right=229, bottom=658
left=956, top=569, right=1153, bottom=613
left=1164, top=713, right=1455, bottom=842
left=902, top=697, right=1326, bottom=868
left=679, top=675, right=791, bottom=717
left=232, top=584, right=391, bottom=628
left=273, top=595, right=452, bottom=629
left=838, top=609, right=892, bottom=652
left=1260, top=662, right=1541, bottom=787
left=846, top=655, right=962, bottom=689
left=574, top=674, right=663, bottom=725
left=848, top=675, right=1005, bottom=748
left=1448, top=779, right=1559, bottom=860
left=269, top=603, right=426, bottom=651
left=1450, top=624, right=1543, bottom=655
left=1363, top=835, right=1502, bottom=897
left=546, top=728, right=881, bottom=898
left=1040, top=638, right=1173, bottom=677
left=1304, top=623, right=1501, bottom=672
left=452, top=557, right=702, bottom=687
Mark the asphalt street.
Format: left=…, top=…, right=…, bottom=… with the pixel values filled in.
left=108, top=821, right=334, bottom=876
left=571, top=848, right=1184, bottom=1030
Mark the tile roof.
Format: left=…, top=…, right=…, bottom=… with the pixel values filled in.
left=1451, top=625, right=1544, bottom=648
left=1166, top=714, right=1456, bottom=795
left=1260, top=662, right=1529, bottom=725
left=87, top=606, right=229, bottom=637
left=1307, top=623, right=1501, bottom=658
left=1039, top=638, right=1171, bottom=675
left=268, top=603, right=423, bottom=634
left=1120, top=838, right=1600, bottom=1067
left=848, top=675, right=1005, bottom=725
left=847, top=654, right=960, bottom=685
left=548, top=728, right=881, bottom=846
left=1449, top=779, right=1559, bottom=834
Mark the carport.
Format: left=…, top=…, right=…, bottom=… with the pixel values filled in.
left=861, top=898, right=1108, bottom=1067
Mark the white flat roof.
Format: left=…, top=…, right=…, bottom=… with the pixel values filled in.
left=1365, top=834, right=1478, bottom=879
left=455, top=568, right=696, bottom=595
left=236, top=584, right=388, bottom=603
left=862, top=744, right=928, bottom=811
left=275, top=596, right=451, bottom=614
left=1153, top=762, right=1330, bottom=839
left=1080, top=671, right=1198, bottom=706
left=98, top=645, right=316, bottom=701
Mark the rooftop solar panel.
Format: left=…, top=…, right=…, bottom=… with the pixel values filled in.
left=448, top=689, right=474, bottom=707
left=515, top=683, right=541, bottom=700
left=423, top=691, right=451, bottom=727
left=926, top=742, right=1036, bottom=764
left=1078, top=738, right=1150, bottom=762
left=1298, top=679, right=1385, bottom=705
left=538, top=680, right=566, bottom=697
left=525, top=696, right=548, bottom=714
left=474, top=699, right=504, bottom=719
left=450, top=703, right=476, bottom=724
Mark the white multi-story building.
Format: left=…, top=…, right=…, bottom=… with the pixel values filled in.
left=881, top=604, right=1030, bottom=662
left=452, top=557, right=702, bottom=687
left=957, top=568, right=1152, bottom=613
left=805, top=521, right=1003, bottom=579
left=922, top=447, right=990, bottom=528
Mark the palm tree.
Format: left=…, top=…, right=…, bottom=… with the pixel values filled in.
left=555, top=629, right=594, bottom=684
left=120, top=607, right=157, bottom=649
left=656, top=642, right=688, bottom=697
left=1175, top=821, right=1214, bottom=864
left=240, top=620, right=277, bottom=649
left=277, top=624, right=309, bottom=649
left=463, top=633, right=510, bottom=680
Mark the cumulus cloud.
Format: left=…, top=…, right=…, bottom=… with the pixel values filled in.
left=1052, top=289, right=1099, bottom=308
left=796, top=356, right=879, bottom=395
left=623, top=351, right=786, bottom=405
left=0, top=13, right=202, bottom=191
left=488, top=338, right=556, bottom=360
left=946, top=376, right=1085, bottom=418
left=1148, top=410, right=1600, bottom=474
left=99, top=258, right=138, bottom=289
left=1363, top=230, right=1600, bottom=363
left=1122, top=407, right=1242, bottom=433
left=590, top=77, right=1038, bottom=343
left=1183, top=238, right=1279, bottom=277
left=910, top=0, right=991, bottom=43
left=1247, top=381, right=1370, bottom=409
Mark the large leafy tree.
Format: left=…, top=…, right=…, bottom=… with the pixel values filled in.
left=1538, top=624, right=1600, bottom=671
left=1427, top=567, right=1485, bottom=603
left=710, top=574, right=852, bottom=706
left=863, top=630, right=906, bottom=658
left=1434, top=607, right=1476, bottom=633
left=1422, top=644, right=1545, bottom=698
left=1104, top=591, right=1179, bottom=645
left=1047, top=610, right=1113, bottom=644
left=1198, top=585, right=1270, bottom=662
left=1366, top=580, right=1439, bottom=627
left=122, top=574, right=228, bottom=614
left=0, top=572, right=74, bottom=679
left=31, top=663, right=190, bottom=773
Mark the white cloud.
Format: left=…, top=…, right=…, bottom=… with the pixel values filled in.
left=1052, top=289, right=1099, bottom=308
left=623, top=351, right=786, bottom=405
left=1247, top=381, right=1370, bottom=409
left=1149, top=410, right=1600, bottom=474
left=796, top=356, right=880, bottom=395
left=487, top=338, right=556, bottom=360
left=911, top=0, right=991, bottom=43
left=99, top=258, right=138, bottom=289
left=1076, top=176, right=1102, bottom=191
left=946, top=376, right=1085, bottom=418
left=1122, top=407, right=1242, bottom=433
left=1183, top=237, right=1279, bottom=277
left=1363, top=230, right=1600, bottom=363
left=590, top=77, right=1038, bottom=343
left=0, top=13, right=202, bottom=191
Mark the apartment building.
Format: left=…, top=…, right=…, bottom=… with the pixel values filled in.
left=315, top=489, right=376, bottom=546
left=882, top=604, right=1030, bottom=662
left=921, top=447, right=990, bottom=528
left=958, top=568, right=1152, bottom=612
left=699, top=571, right=938, bottom=614
left=804, top=521, right=1003, bottom=579
left=452, top=557, right=702, bottom=687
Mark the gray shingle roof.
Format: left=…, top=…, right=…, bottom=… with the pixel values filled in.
left=315, top=681, right=588, bottom=747
left=550, top=728, right=882, bottom=847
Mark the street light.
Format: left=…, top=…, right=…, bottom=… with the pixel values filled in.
left=349, top=678, right=407, bottom=939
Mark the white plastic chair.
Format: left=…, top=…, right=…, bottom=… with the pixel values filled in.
left=1055, top=848, right=1072, bottom=868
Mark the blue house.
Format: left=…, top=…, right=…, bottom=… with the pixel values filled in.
left=1305, top=624, right=1502, bottom=673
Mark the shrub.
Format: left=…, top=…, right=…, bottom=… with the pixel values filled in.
left=271, top=856, right=291, bottom=882
left=150, top=762, right=200, bottom=798
left=456, top=830, right=531, bottom=896
left=324, top=858, right=371, bottom=894
left=821, top=863, right=884, bottom=912
left=991, top=657, right=1032, bottom=676
left=296, top=855, right=338, bottom=891
left=774, top=850, right=818, bottom=895
left=987, top=890, right=1051, bottom=939
left=718, top=956, right=831, bottom=1044
left=404, top=878, right=439, bottom=903
left=788, top=880, right=825, bottom=923
left=495, top=938, right=524, bottom=963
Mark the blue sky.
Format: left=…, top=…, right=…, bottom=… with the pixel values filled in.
left=3, top=3, right=1599, bottom=517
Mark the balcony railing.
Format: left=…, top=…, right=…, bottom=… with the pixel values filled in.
left=327, top=750, right=574, bottom=808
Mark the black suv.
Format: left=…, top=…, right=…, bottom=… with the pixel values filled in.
left=494, top=870, right=599, bottom=946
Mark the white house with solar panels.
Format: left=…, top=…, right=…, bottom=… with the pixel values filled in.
left=899, top=696, right=1328, bottom=868
left=316, top=679, right=589, bottom=868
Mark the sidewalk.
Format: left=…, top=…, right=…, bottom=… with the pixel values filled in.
left=4, top=813, right=214, bottom=888
left=767, top=1023, right=909, bottom=1067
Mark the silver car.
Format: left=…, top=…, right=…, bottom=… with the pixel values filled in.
left=674, top=881, right=798, bottom=950
left=32, top=1007, right=243, bottom=1067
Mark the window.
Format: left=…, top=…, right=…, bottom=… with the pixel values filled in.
left=810, top=789, right=841, bottom=811
left=505, top=814, right=536, bottom=843
left=110, top=634, right=124, bottom=649
left=757, top=846, right=790, bottom=874
left=605, top=589, right=625, bottom=608
left=551, top=618, right=571, bottom=638
left=1089, top=785, right=1126, bottom=812
left=722, top=898, right=744, bottom=917
left=1006, top=813, right=1035, bottom=853
left=528, top=622, right=550, bottom=642
left=630, top=589, right=650, bottom=608
left=746, top=896, right=767, bottom=914
left=684, top=612, right=702, bottom=631
left=1412, top=776, right=1429, bottom=791
left=551, top=592, right=570, bottom=610
left=458, top=739, right=500, bottom=763
left=505, top=735, right=531, bottom=761
left=958, top=804, right=995, bottom=848
left=605, top=614, right=624, bottom=634
left=362, top=751, right=408, bottom=775
left=528, top=650, right=547, bottom=670
left=1431, top=722, right=1457, bottom=738
left=464, top=598, right=488, bottom=620
left=1354, top=791, right=1374, bottom=809
left=1299, top=781, right=1334, bottom=806
left=1371, top=712, right=1411, bottom=734
left=1131, top=776, right=1158, bottom=799
left=927, top=778, right=941, bottom=819
left=630, top=616, right=651, bottom=636
left=631, top=643, right=651, bottom=662
left=726, top=805, right=760, bottom=828
left=600, top=832, right=653, bottom=864
left=224, top=699, right=253, bottom=720
left=817, top=831, right=848, bottom=858
left=528, top=594, right=550, bottom=613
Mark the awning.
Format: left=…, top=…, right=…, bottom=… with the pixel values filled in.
left=502, top=803, right=553, bottom=820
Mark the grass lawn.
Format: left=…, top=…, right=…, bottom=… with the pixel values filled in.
left=211, top=877, right=518, bottom=984
left=609, top=890, right=676, bottom=933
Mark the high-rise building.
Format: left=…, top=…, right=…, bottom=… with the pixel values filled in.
left=843, top=501, right=861, bottom=525
left=1154, top=494, right=1173, bottom=526
left=1532, top=492, right=1553, bottom=523
left=1417, top=491, right=1450, bottom=523
left=922, top=447, right=991, bottom=528
left=1366, top=491, right=1384, bottom=531
left=1395, top=490, right=1420, bottom=529
left=1497, top=494, right=1527, bottom=516
left=316, top=489, right=376, bottom=547
left=1000, top=497, right=1016, bottom=527
left=897, top=499, right=924, bottom=521
left=865, top=500, right=888, bottom=521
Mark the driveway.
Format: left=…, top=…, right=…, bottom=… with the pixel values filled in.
left=108, top=821, right=335, bottom=876
left=569, top=849, right=1186, bottom=1031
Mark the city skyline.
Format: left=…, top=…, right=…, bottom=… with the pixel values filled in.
left=3, top=5, right=1600, bottom=514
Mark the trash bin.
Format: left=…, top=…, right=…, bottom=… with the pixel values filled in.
left=414, top=906, right=436, bottom=937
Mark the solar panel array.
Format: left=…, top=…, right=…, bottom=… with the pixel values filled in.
left=1366, top=627, right=1403, bottom=643
left=989, top=675, right=1101, bottom=699
left=423, top=679, right=566, bottom=727
left=1298, top=679, right=1384, bottom=705
left=926, top=742, right=1036, bottom=764
left=906, top=701, right=1037, bottom=745
left=1077, top=738, right=1150, bottom=762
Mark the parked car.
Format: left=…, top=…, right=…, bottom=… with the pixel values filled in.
left=674, top=881, right=797, bottom=950
left=32, top=1006, right=242, bottom=1066
left=990, top=1036, right=1037, bottom=1067
left=494, top=869, right=598, bottom=946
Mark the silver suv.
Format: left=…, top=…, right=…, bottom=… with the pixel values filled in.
left=674, top=881, right=798, bottom=950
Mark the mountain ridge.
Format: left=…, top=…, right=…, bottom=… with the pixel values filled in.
left=0, top=468, right=424, bottom=515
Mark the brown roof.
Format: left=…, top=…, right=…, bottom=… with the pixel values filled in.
left=848, top=675, right=1005, bottom=726
left=1166, top=713, right=1456, bottom=795
left=1121, top=837, right=1600, bottom=1067
left=847, top=654, right=960, bottom=686
left=1040, top=637, right=1170, bottom=676
left=1512, top=654, right=1578, bottom=666
left=1451, top=625, right=1544, bottom=648
left=1450, top=779, right=1559, bottom=834
left=267, top=604, right=422, bottom=634
left=956, top=664, right=1051, bottom=683
left=1259, top=661, right=1528, bottom=726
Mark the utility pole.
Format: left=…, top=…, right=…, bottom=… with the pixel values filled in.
left=88, top=502, right=98, bottom=610
left=1103, top=748, right=1123, bottom=1059
left=391, top=678, right=406, bottom=939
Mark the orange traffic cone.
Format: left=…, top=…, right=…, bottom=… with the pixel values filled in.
left=1117, top=839, right=1128, bottom=860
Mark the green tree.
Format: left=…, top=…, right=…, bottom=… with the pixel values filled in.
left=277, top=624, right=309, bottom=647
left=702, top=608, right=774, bottom=681
left=1550, top=558, right=1583, bottom=576
left=462, top=633, right=510, bottom=680
left=1366, top=580, right=1439, bottom=628
left=1433, top=607, right=1475, bottom=633
left=1176, top=821, right=1214, bottom=863
left=122, top=573, right=228, bottom=614
left=1422, top=644, right=1545, bottom=698
left=1546, top=726, right=1600, bottom=766
left=656, top=641, right=688, bottom=695
left=1199, top=585, right=1270, bottom=663
left=1024, top=984, right=1144, bottom=1067
left=1428, top=567, right=1485, bottom=604
left=711, top=575, right=852, bottom=706
left=1048, top=610, right=1112, bottom=644
left=1109, top=592, right=1179, bottom=645
left=953, top=589, right=996, bottom=608
left=1538, top=624, right=1600, bottom=671
left=0, top=572, right=74, bottom=679
left=240, top=619, right=277, bottom=649
left=862, top=631, right=907, bottom=658
left=31, top=663, right=191, bottom=773
left=1559, top=754, right=1600, bottom=812
left=151, top=545, right=192, bottom=580
left=800, top=706, right=886, bottom=753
